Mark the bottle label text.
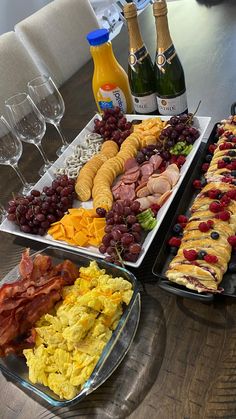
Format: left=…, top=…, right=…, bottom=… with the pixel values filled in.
left=157, top=91, right=187, bottom=115
left=132, top=92, right=157, bottom=113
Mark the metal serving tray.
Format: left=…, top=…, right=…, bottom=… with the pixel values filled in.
left=152, top=123, right=236, bottom=302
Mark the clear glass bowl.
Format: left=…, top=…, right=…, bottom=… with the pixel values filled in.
left=0, top=246, right=141, bottom=406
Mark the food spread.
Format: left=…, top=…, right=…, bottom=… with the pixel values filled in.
left=24, top=260, right=133, bottom=400
left=0, top=250, right=134, bottom=400
left=166, top=116, right=236, bottom=293
left=5, top=109, right=201, bottom=266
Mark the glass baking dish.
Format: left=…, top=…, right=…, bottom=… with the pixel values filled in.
left=0, top=246, right=141, bottom=407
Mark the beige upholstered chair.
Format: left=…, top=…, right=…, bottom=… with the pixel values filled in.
left=0, top=31, right=41, bottom=117
left=15, top=0, right=100, bottom=86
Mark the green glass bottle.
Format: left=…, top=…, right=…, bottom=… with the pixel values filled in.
left=153, top=0, right=188, bottom=116
left=124, top=2, right=158, bottom=115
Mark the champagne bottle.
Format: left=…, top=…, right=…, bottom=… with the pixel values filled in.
left=153, top=0, right=188, bottom=116
left=124, top=2, right=158, bottom=115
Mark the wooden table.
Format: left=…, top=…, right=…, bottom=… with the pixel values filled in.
left=1, top=1, right=236, bottom=418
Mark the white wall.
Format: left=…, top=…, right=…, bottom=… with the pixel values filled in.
left=0, top=0, right=52, bottom=35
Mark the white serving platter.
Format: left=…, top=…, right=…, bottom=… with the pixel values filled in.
left=0, top=114, right=211, bottom=268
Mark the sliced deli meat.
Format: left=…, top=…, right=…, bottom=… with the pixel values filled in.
left=119, top=184, right=136, bottom=201
left=162, top=164, right=180, bottom=187
left=147, top=176, right=172, bottom=195
left=140, top=163, right=154, bottom=177
left=124, top=157, right=138, bottom=171
left=149, top=154, right=163, bottom=171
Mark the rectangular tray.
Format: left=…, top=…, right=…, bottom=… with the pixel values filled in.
left=0, top=114, right=211, bottom=268
left=0, top=246, right=140, bottom=406
left=152, top=123, right=236, bottom=301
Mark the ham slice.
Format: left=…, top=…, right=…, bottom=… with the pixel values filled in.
left=112, top=180, right=123, bottom=192
left=149, top=154, right=162, bottom=171
left=122, top=170, right=140, bottom=184
left=119, top=184, right=135, bottom=201
left=125, top=166, right=140, bottom=175
left=140, top=163, right=154, bottom=177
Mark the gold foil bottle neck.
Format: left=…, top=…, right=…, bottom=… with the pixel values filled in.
left=153, top=0, right=168, bottom=17
left=123, top=2, right=137, bottom=19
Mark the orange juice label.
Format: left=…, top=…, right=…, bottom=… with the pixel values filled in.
left=97, top=83, right=127, bottom=113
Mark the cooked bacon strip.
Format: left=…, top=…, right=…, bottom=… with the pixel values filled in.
left=19, top=248, right=33, bottom=278
left=0, top=251, right=80, bottom=356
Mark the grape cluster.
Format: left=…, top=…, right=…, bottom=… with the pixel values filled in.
left=136, top=144, right=157, bottom=164
left=7, top=175, right=75, bottom=236
left=159, top=113, right=200, bottom=161
left=93, top=107, right=132, bottom=146
left=98, top=199, right=143, bottom=265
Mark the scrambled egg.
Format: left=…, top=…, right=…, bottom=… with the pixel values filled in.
left=23, top=261, right=133, bottom=400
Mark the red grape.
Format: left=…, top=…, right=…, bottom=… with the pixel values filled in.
left=99, top=244, right=107, bottom=254
left=129, top=243, right=141, bottom=255
left=96, top=207, right=107, bottom=217
left=6, top=175, right=76, bottom=237
left=92, top=108, right=132, bottom=147
left=121, top=233, right=134, bottom=246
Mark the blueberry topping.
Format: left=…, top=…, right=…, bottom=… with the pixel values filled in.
left=172, top=223, right=183, bottom=234
left=198, top=250, right=207, bottom=259
left=205, top=154, right=213, bottom=162
left=228, top=262, right=236, bottom=273
left=228, top=134, right=234, bottom=141
left=200, top=176, right=207, bottom=187
left=211, top=231, right=219, bottom=240
left=231, top=170, right=236, bottom=177
left=217, top=193, right=223, bottom=199
left=170, top=246, right=178, bottom=255
left=223, top=157, right=231, bottom=163
left=228, top=150, right=236, bottom=157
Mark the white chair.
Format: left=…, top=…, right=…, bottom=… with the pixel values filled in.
left=15, top=0, right=100, bottom=86
left=0, top=31, right=41, bottom=117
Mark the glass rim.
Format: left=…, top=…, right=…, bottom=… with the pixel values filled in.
left=5, top=92, right=31, bottom=107
left=28, top=74, right=51, bottom=88
left=0, top=115, right=11, bottom=129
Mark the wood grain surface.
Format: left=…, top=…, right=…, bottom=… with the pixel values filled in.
left=1, top=1, right=236, bottom=418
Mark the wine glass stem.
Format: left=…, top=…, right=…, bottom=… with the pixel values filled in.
left=35, top=144, right=51, bottom=165
left=54, top=122, right=69, bottom=146
left=11, top=163, right=29, bottom=188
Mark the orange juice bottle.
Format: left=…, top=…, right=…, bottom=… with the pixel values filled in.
left=87, top=29, right=133, bottom=114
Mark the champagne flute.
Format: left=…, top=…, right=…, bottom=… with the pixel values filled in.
left=28, top=75, right=69, bottom=156
left=0, top=116, right=33, bottom=195
left=5, top=93, right=52, bottom=176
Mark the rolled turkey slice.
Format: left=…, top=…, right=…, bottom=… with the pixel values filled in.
left=157, top=190, right=172, bottom=206
left=161, top=164, right=180, bottom=187
left=135, top=197, right=151, bottom=210
left=136, top=185, right=150, bottom=198
left=147, top=176, right=172, bottom=195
